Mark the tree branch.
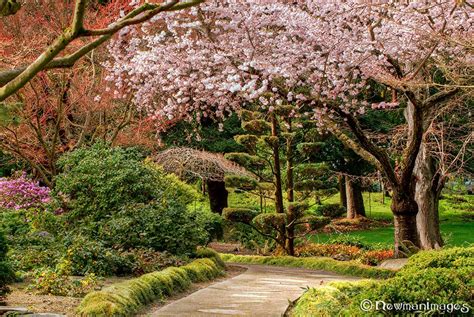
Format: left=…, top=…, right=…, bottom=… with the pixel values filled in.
left=0, top=0, right=204, bottom=102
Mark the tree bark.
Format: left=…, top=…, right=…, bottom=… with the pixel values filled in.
left=414, top=142, right=444, bottom=249
left=391, top=190, right=421, bottom=257
left=339, top=175, right=347, bottom=208
left=206, top=180, right=228, bottom=215
left=271, top=113, right=284, bottom=214
left=345, top=177, right=366, bottom=218
left=286, top=120, right=294, bottom=203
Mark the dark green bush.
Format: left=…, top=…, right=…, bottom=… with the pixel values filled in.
left=0, top=231, right=15, bottom=303
left=194, top=210, right=224, bottom=242
left=315, top=203, right=346, bottom=218
left=54, top=143, right=166, bottom=222
left=97, top=203, right=208, bottom=255
left=63, top=236, right=134, bottom=276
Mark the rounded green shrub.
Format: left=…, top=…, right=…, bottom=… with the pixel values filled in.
left=98, top=202, right=208, bottom=255
left=223, top=208, right=258, bottom=224
left=315, top=203, right=346, bottom=218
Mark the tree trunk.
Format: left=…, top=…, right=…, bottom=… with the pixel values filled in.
left=286, top=120, right=294, bottom=203
left=285, top=233, right=295, bottom=256
left=391, top=190, right=421, bottom=257
left=346, top=177, right=366, bottom=218
left=271, top=113, right=284, bottom=214
left=206, top=180, right=228, bottom=215
left=415, top=142, right=444, bottom=249
left=339, top=174, right=347, bottom=208
left=406, top=100, right=444, bottom=250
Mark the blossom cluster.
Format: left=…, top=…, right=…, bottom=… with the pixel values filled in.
left=0, top=173, right=51, bottom=210
left=105, top=0, right=472, bottom=130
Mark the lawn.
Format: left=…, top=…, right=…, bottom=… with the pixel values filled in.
left=222, top=190, right=474, bottom=248
left=309, top=193, right=474, bottom=248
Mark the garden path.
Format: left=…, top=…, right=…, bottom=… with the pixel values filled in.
left=152, top=263, right=360, bottom=316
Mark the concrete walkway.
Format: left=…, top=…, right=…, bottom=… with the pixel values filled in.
left=152, top=264, right=360, bottom=317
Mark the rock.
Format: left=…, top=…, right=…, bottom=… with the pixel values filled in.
left=0, top=307, right=31, bottom=314
left=332, top=254, right=352, bottom=261
left=379, top=258, right=408, bottom=270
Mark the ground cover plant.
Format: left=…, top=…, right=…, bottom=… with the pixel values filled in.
left=76, top=249, right=225, bottom=316
left=289, top=247, right=473, bottom=316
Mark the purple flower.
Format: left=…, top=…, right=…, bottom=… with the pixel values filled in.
left=0, top=172, right=52, bottom=210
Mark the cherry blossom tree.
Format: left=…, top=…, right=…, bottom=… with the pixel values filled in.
left=106, top=0, right=472, bottom=256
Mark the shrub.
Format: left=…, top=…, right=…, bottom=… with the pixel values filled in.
left=253, top=213, right=286, bottom=234
left=125, top=249, right=188, bottom=276
left=290, top=247, right=473, bottom=316
left=0, top=231, right=15, bottom=303
left=223, top=208, right=258, bottom=224
left=193, top=209, right=224, bottom=242
left=399, top=246, right=473, bottom=273
left=63, top=236, right=134, bottom=276
left=358, top=249, right=394, bottom=266
left=295, top=243, right=362, bottom=259
left=326, top=235, right=373, bottom=250
left=0, top=172, right=52, bottom=210
left=98, top=202, right=208, bottom=255
left=77, top=253, right=224, bottom=316
left=54, top=143, right=166, bottom=222
left=314, top=203, right=346, bottom=218
left=29, top=268, right=100, bottom=297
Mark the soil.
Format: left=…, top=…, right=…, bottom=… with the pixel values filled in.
left=2, top=267, right=246, bottom=317
left=3, top=276, right=131, bottom=316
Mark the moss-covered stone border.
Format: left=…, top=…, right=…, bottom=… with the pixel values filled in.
left=77, top=248, right=225, bottom=316
left=220, top=254, right=395, bottom=279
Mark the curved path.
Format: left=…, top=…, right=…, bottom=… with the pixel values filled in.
left=152, top=263, right=360, bottom=316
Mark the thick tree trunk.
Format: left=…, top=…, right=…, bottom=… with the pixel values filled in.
left=346, top=177, right=366, bottom=218
left=391, top=190, right=421, bottom=257
left=415, top=143, right=444, bottom=249
left=271, top=113, right=284, bottom=214
left=206, top=180, right=228, bottom=215
left=339, top=175, right=347, bottom=208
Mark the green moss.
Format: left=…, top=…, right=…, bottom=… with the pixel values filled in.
left=290, top=247, right=474, bottom=316
left=77, top=253, right=224, bottom=316
left=220, top=254, right=395, bottom=279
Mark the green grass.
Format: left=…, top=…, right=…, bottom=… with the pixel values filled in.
left=220, top=254, right=395, bottom=279
left=309, top=194, right=474, bottom=248
left=198, top=189, right=473, bottom=248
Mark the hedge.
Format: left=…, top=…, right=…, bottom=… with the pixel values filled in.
left=289, top=247, right=474, bottom=316
left=221, top=254, right=395, bottom=279
left=77, top=248, right=224, bottom=316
